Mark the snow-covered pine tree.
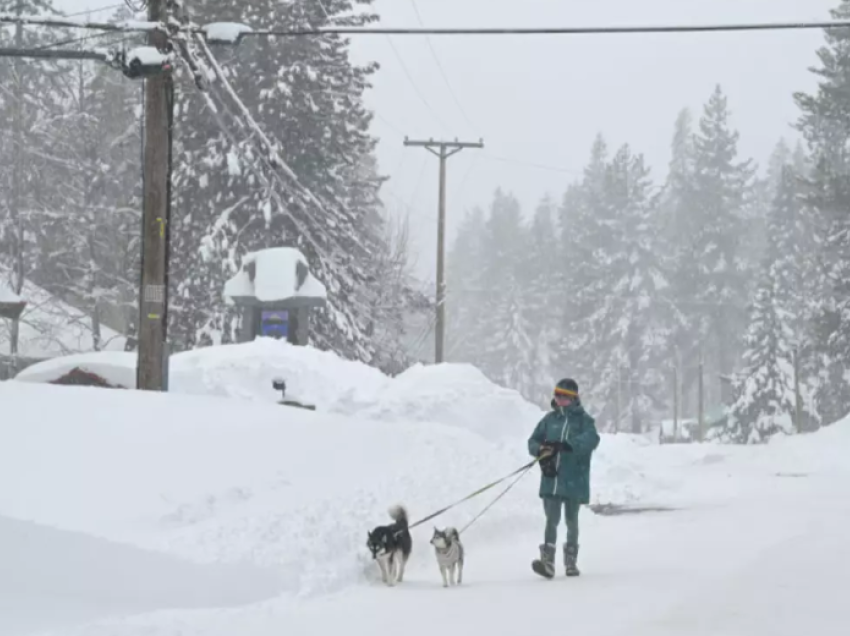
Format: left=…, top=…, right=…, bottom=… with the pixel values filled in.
left=576, top=145, right=669, bottom=433
left=446, top=206, right=488, bottom=367
left=728, top=165, right=818, bottom=443
left=171, top=0, right=386, bottom=362
left=794, top=2, right=850, bottom=424
left=687, top=85, right=755, bottom=408
left=33, top=8, right=143, bottom=348
left=0, top=0, right=68, bottom=354
left=477, top=190, right=536, bottom=397
left=554, top=135, right=609, bottom=386
left=746, top=140, right=792, bottom=276
left=525, top=195, right=561, bottom=405
left=659, top=108, right=699, bottom=417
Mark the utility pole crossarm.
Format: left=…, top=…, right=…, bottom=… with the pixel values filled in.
left=403, top=136, right=483, bottom=365
left=403, top=137, right=484, bottom=150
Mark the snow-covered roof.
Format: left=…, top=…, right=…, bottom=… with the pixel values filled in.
left=0, top=275, right=127, bottom=358
left=202, top=22, right=252, bottom=44
left=0, top=283, right=22, bottom=304
left=126, top=46, right=170, bottom=67
left=224, top=247, right=327, bottom=306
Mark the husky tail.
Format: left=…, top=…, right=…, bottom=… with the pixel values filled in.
left=388, top=504, right=408, bottom=526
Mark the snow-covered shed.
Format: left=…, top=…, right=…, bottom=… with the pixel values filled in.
left=223, top=247, right=327, bottom=346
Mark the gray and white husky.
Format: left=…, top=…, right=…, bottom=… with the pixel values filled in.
left=430, top=527, right=464, bottom=587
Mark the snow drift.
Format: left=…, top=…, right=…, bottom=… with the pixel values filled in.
left=12, top=340, right=541, bottom=441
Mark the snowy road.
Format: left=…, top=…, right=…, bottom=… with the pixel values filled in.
left=58, top=468, right=846, bottom=636
left=0, top=515, right=281, bottom=636
left=225, top=478, right=846, bottom=636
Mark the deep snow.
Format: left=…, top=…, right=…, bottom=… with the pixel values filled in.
left=2, top=342, right=848, bottom=636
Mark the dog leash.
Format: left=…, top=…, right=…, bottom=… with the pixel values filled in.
left=404, top=457, right=540, bottom=532
left=459, top=461, right=535, bottom=535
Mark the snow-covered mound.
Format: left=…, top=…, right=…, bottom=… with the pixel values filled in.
left=171, top=339, right=388, bottom=407
left=12, top=351, right=137, bottom=387
left=13, top=341, right=542, bottom=442
left=353, top=362, right=544, bottom=441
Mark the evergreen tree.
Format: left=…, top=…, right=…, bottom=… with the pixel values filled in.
left=729, top=166, right=818, bottom=443
left=794, top=2, right=850, bottom=424
left=478, top=190, right=536, bottom=396
left=0, top=0, right=67, bottom=353
left=577, top=145, right=669, bottom=433
left=172, top=0, right=386, bottom=362
left=555, top=135, right=609, bottom=383
left=525, top=195, right=561, bottom=404
left=686, top=85, right=755, bottom=407
left=446, top=206, right=488, bottom=368
left=660, top=108, right=699, bottom=416
left=36, top=16, right=143, bottom=348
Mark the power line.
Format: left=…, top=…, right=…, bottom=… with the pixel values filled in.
left=31, top=29, right=138, bottom=52
left=64, top=4, right=129, bottom=18
left=239, top=19, right=850, bottom=37
left=407, top=0, right=479, bottom=136
left=5, top=14, right=850, bottom=37
left=384, top=35, right=452, bottom=135
left=0, top=14, right=156, bottom=33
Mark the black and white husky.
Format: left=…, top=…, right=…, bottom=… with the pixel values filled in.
left=366, top=504, right=412, bottom=586
left=430, top=527, right=464, bottom=587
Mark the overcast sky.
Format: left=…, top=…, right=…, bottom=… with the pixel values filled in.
left=58, top=0, right=837, bottom=283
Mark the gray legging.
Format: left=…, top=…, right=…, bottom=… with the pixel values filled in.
left=543, top=496, right=581, bottom=547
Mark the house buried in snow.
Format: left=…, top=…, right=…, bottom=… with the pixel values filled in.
left=223, top=247, right=327, bottom=345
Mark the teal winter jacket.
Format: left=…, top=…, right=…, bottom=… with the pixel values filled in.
left=527, top=402, right=600, bottom=503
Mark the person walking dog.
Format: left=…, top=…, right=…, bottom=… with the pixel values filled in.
left=528, top=378, right=600, bottom=578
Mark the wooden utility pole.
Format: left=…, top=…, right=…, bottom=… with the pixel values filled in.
left=9, top=2, right=24, bottom=355
left=403, top=137, right=483, bottom=364
left=136, top=0, right=174, bottom=391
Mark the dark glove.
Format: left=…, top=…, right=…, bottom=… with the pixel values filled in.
left=548, top=441, right=573, bottom=453
left=538, top=443, right=555, bottom=458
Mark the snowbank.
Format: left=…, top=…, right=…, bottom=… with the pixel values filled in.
left=13, top=341, right=542, bottom=443
left=0, top=382, right=536, bottom=596
left=171, top=339, right=386, bottom=407
left=354, top=362, right=543, bottom=441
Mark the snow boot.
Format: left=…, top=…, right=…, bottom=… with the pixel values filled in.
left=531, top=543, right=556, bottom=579
left=564, top=544, right=580, bottom=577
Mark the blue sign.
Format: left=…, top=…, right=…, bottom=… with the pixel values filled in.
left=261, top=310, right=289, bottom=339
